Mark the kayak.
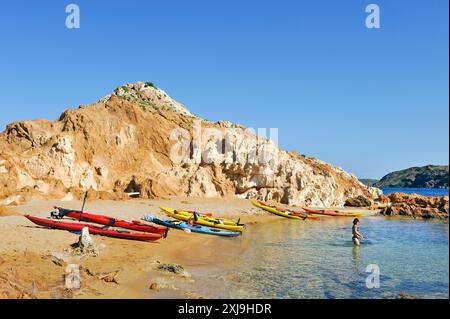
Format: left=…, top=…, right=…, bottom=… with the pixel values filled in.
left=302, top=207, right=364, bottom=217
left=255, top=201, right=319, bottom=220
left=25, top=215, right=163, bottom=242
left=161, top=207, right=245, bottom=232
left=252, top=201, right=308, bottom=220
left=160, top=207, right=245, bottom=232
left=54, top=207, right=167, bottom=236
left=143, top=215, right=241, bottom=238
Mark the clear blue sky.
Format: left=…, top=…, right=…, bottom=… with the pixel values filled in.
left=0, top=0, right=448, bottom=179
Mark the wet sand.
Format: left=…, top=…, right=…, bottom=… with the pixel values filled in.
left=0, top=197, right=378, bottom=299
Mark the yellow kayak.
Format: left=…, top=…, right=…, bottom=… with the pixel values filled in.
left=252, top=201, right=310, bottom=220
left=253, top=201, right=319, bottom=220
left=302, top=207, right=364, bottom=217
left=160, top=207, right=245, bottom=232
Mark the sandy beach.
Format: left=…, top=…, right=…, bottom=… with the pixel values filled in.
left=0, top=197, right=379, bottom=299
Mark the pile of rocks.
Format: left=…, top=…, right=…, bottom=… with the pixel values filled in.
left=380, top=193, right=449, bottom=219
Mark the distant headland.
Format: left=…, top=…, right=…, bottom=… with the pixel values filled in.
left=360, top=165, right=449, bottom=189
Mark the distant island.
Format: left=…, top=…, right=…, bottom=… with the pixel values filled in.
left=361, top=165, right=449, bottom=189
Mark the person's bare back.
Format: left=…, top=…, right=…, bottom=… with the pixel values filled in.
left=352, top=219, right=363, bottom=246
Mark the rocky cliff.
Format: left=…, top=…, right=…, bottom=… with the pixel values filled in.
left=0, top=81, right=381, bottom=206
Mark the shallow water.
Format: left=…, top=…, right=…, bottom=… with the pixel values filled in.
left=183, top=217, right=449, bottom=299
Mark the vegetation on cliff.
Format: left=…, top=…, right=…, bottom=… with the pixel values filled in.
left=361, top=165, right=449, bottom=189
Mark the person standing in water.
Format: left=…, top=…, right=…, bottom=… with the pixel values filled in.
left=352, top=218, right=363, bottom=246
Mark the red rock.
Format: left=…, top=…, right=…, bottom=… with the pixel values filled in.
left=381, top=193, right=448, bottom=219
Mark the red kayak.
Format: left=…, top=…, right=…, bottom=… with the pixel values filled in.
left=54, top=207, right=167, bottom=236
left=25, top=215, right=163, bottom=242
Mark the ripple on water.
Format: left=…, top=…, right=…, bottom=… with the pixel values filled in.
left=187, top=217, right=448, bottom=299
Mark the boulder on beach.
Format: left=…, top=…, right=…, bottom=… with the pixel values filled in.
left=157, top=263, right=191, bottom=278
left=96, top=271, right=120, bottom=284
left=344, top=195, right=373, bottom=207
left=70, top=228, right=98, bottom=256
left=149, top=282, right=161, bottom=291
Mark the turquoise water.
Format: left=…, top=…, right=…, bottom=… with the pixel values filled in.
left=186, top=217, right=449, bottom=299
left=381, top=187, right=449, bottom=197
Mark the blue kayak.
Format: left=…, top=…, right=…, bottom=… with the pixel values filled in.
left=143, top=215, right=241, bottom=238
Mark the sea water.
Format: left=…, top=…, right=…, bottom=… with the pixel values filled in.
left=381, top=187, right=449, bottom=197
left=183, top=216, right=449, bottom=299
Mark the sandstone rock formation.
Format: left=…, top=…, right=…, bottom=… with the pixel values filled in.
left=0, top=81, right=381, bottom=207
left=380, top=193, right=449, bottom=219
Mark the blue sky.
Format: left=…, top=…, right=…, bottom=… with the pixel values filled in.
left=0, top=0, right=448, bottom=179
